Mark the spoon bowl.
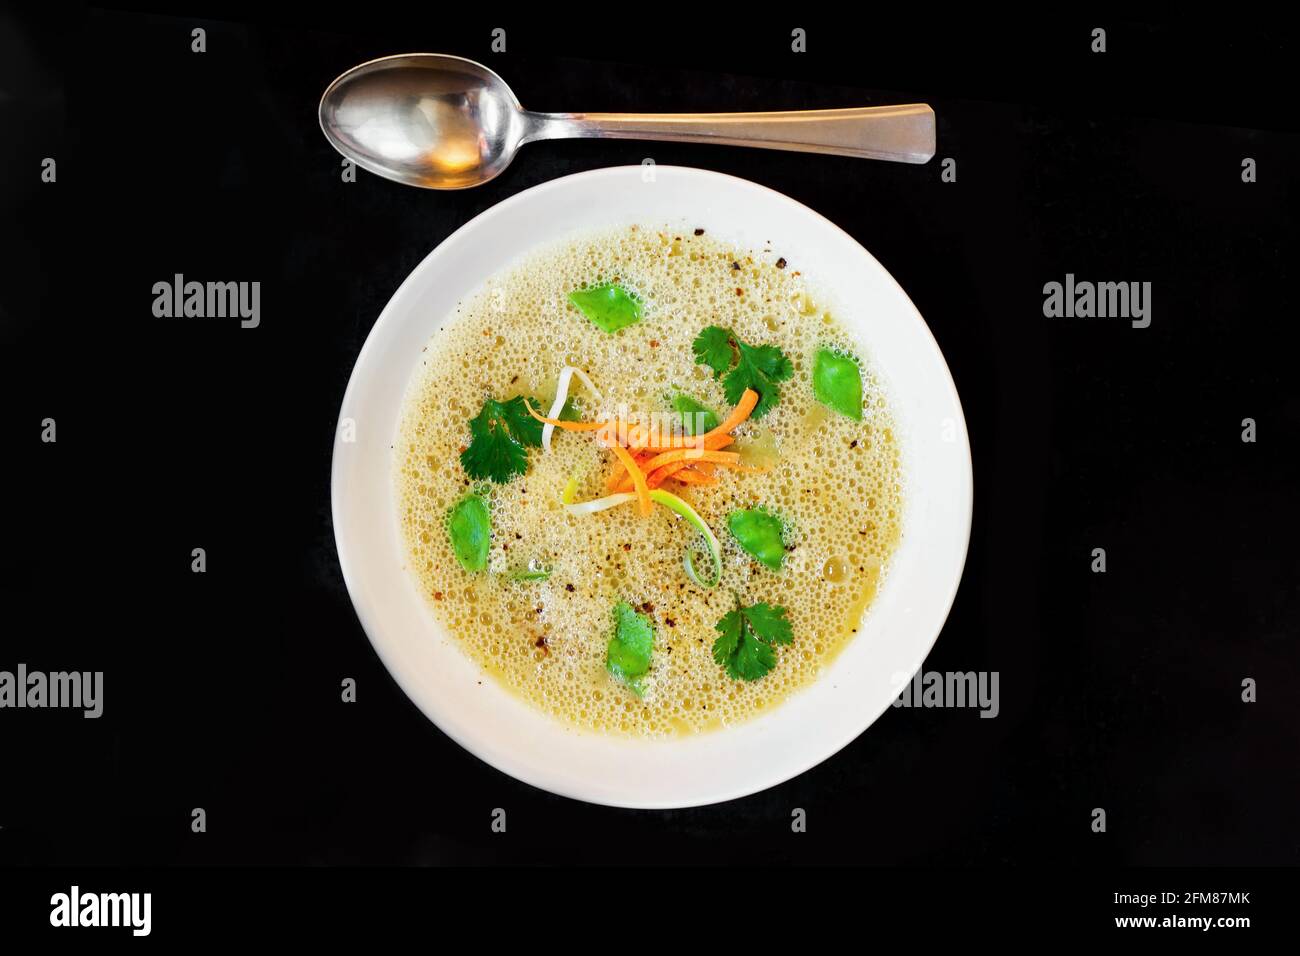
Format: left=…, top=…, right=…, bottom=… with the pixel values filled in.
left=320, top=53, right=936, bottom=190
left=320, top=54, right=524, bottom=189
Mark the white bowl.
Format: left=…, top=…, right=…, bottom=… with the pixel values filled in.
left=332, top=165, right=972, bottom=808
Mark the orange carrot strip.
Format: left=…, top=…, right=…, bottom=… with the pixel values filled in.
left=616, top=451, right=742, bottom=493
left=605, top=450, right=653, bottom=491
left=637, top=448, right=741, bottom=475
left=602, top=439, right=651, bottom=516
left=646, top=460, right=693, bottom=489
left=700, top=388, right=759, bottom=442
left=672, top=469, right=719, bottom=486
left=605, top=463, right=626, bottom=492
left=632, top=457, right=770, bottom=491
left=627, top=389, right=756, bottom=450
left=639, top=433, right=735, bottom=454
left=524, top=400, right=610, bottom=432
left=650, top=462, right=721, bottom=488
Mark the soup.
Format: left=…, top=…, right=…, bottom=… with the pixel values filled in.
left=396, top=225, right=903, bottom=736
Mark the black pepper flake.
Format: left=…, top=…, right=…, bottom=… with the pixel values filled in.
left=565, top=583, right=575, bottom=593
left=850, top=439, right=858, bottom=448
left=731, top=261, right=741, bottom=271
left=510, top=375, right=518, bottom=383
left=694, top=228, right=704, bottom=236
left=623, top=543, right=632, bottom=552
left=665, top=618, right=676, bottom=628
left=775, top=257, right=787, bottom=269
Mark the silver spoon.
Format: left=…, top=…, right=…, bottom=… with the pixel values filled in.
left=319, top=53, right=936, bottom=189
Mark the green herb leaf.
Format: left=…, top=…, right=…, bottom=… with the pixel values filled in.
left=712, top=601, right=791, bottom=681
left=447, top=494, right=490, bottom=572
left=742, top=601, right=793, bottom=646
left=669, top=392, right=720, bottom=436
left=692, top=326, right=734, bottom=377
left=727, top=508, right=785, bottom=570
left=812, top=347, right=863, bottom=420
left=607, top=601, right=655, bottom=695
left=568, top=283, right=643, bottom=333
left=692, top=325, right=793, bottom=419
left=460, top=396, right=544, bottom=483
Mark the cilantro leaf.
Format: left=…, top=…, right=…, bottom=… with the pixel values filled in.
left=607, top=601, right=655, bottom=695
left=742, top=601, right=793, bottom=646
left=692, top=325, right=793, bottom=419
left=711, top=607, right=743, bottom=662
left=731, top=630, right=777, bottom=681
left=711, top=601, right=792, bottom=681
left=459, top=396, right=544, bottom=484
left=692, top=326, right=734, bottom=378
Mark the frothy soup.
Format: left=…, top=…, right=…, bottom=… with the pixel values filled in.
left=396, top=225, right=903, bottom=736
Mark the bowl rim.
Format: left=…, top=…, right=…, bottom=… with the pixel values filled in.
left=331, top=164, right=973, bottom=808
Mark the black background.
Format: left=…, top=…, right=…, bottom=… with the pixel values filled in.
left=2, top=7, right=1299, bottom=873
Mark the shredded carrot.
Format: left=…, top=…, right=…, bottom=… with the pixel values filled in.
left=701, top=388, right=759, bottom=442
left=650, top=460, right=726, bottom=488
left=605, top=449, right=654, bottom=491
left=672, top=468, right=718, bottom=486
left=646, top=460, right=692, bottom=489
left=602, top=439, right=652, bottom=516
left=524, top=400, right=611, bottom=432
left=645, top=458, right=770, bottom=490
left=639, top=432, right=735, bottom=454
left=637, top=448, right=740, bottom=474
left=617, top=451, right=743, bottom=492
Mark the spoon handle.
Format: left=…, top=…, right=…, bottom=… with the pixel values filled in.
left=524, top=104, right=935, bottom=164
